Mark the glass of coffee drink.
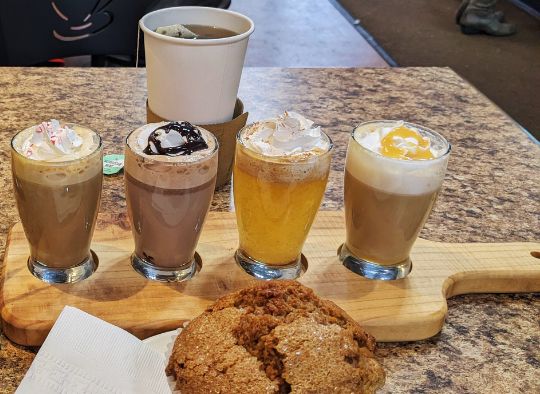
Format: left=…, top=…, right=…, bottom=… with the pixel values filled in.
left=339, top=120, right=451, bottom=280
left=233, top=112, right=333, bottom=280
left=125, top=121, right=218, bottom=282
left=11, top=120, right=103, bottom=283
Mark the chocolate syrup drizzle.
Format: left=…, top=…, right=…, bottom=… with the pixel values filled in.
left=143, top=121, right=208, bottom=156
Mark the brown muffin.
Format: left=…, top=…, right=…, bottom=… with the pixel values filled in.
left=166, top=281, right=385, bottom=393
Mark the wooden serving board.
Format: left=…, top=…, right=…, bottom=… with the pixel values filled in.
left=2, top=211, right=539, bottom=346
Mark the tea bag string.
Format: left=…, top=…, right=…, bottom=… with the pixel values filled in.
left=136, top=24, right=140, bottom=68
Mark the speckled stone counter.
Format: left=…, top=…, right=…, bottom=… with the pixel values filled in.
left=0, top=68, right=538, bottom=393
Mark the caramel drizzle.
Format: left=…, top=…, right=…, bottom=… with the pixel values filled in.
left=380, top=126, right=434, bottom=160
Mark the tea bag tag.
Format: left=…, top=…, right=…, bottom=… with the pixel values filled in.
left=103, top=154, right=124, bottom=175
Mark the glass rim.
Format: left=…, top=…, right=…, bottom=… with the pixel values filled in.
left=125, top=123, right=219, bottom=165
left=10, top=122, right=103, bottom=165
left=351, top=120, right=451, bottom=164
left=236, top=122, right=334, bottom=164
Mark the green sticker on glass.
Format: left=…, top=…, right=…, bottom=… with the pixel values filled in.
left=103, top=154, right=124, bottom=175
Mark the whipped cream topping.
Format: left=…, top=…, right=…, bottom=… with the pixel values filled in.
left=126, top=122, right=218, bottom=189
left=355, top=121, right=442, bottom=160
left=242, top=112, right=331, bottom=157
left=17, top=120, right=98, bottom=162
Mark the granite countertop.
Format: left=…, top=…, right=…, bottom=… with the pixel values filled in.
left=0, top=67, right=538, bottom=393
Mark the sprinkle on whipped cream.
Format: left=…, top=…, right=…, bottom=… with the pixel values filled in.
left=242, top=111, right=331, bottom=157
left=355, top=121, right=440, bottom=160
left=17, top=120, right=98, bottom=162
left=23, top=120, right=82, bottom=159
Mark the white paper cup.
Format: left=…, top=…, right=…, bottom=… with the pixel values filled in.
left=140, top=6, right=254, bottom=124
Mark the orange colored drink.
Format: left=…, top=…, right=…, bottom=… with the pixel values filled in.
left=233, top=113, right=333, bottom=279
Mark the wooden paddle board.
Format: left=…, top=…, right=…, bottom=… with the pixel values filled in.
left=1, top=211, right=539, bottom=346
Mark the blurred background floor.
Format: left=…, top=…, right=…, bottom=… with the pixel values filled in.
left=65, top=0, right=388, bottom=68
left=230, top=0, right=387, bottom=67
left=337, top=0, right=540, bottom=140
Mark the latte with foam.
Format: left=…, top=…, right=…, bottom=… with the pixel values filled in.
left=11, top=120, right=102, bottom=282
left=340, top=120, right=450, bottom=279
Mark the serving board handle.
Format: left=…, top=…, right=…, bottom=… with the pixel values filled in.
left=440, top=241, right=540, bottom=296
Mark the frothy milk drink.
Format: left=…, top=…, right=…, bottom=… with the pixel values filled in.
left=340, top=120, right=450, bottom=280
left=11, top=120, right=103, bottom=283
left=125, top=121, right=218, bottom=282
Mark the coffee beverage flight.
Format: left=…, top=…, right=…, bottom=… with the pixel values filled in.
left=125, top=121, right=218, bottom=282
left=10, top=117, right=449, bottom=285
left=233, top=112, right=333, bottom=280
left=7, top=8, right=450, bottom=286
left=11, top=120, right=102, bottom=284
left=339, top=120, right=451, bottom=280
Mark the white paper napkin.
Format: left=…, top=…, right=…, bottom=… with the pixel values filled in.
left=16, top=306, right=171, bottom=394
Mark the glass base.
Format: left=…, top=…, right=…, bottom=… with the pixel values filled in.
left=235, top=249, right=304, bottom=280
left=338, top=243, right=412, bottom=280
left=131, top=253, right=200, bottom=282
left=28, top=251, right=97, bottom=284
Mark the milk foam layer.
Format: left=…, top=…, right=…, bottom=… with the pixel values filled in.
left=348, top=121, right=450, bottom=195
left=240, top=112, right=331, bottom=158
left=11, top=122, right=102, bottom=185
left=126, top=122, right=218, bottom=189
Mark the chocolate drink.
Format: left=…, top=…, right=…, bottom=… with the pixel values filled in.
left=125, top=174, right=215, bottom=268
left=125, top=121, right=218, bottom=280
left=13, top=174, right=102, bottom=268
left=344, top=170, right=438, bottom=266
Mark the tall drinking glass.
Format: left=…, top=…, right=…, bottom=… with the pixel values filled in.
left=125, top=121, right=218, bottom=282
left=339, top=120, right=451, bottom=280
left=233, top=113, right=333, bottom=280
left=11, top=121, right=102, bottom=283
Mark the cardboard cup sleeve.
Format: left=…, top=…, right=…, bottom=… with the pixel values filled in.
left=146, top=98, right=248, bottom=189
